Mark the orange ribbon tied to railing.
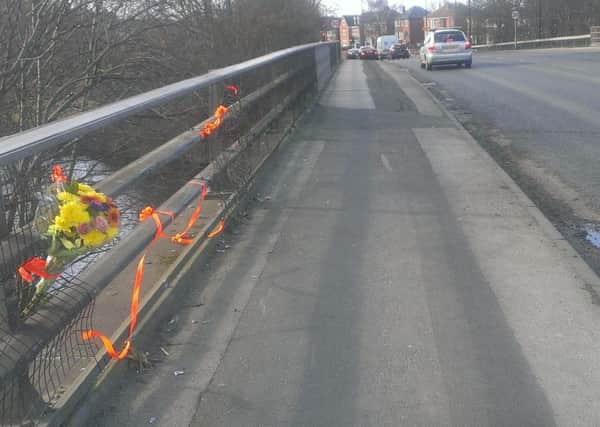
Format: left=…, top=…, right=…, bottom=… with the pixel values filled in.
left=82, top=179, right=221, bottom=360
left=207, top=220, right=225, bottom=239
left=82, top=179, right=212, bottom=357
left=138, top=206, right=175, bottom=240
left=199, top=105, right=229, bottom=138
left=171, top=180, right=209, bottom=245
left=82, top=206, right=174, bottom=360
left=18, top=257, right=58, bottom=283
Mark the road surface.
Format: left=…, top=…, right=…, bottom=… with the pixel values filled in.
left=84, top=58, right=600, bottom=427
left=394, top=48, right=600, bottom=268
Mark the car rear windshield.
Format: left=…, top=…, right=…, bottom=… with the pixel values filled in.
left=434, top=31, right=465, bottom=43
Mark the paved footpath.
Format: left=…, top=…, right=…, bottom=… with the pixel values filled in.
left=87, top=60, right=600, bottom=427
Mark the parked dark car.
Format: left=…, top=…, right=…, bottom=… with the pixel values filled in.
left=359, top=46, right=378, bottom=60
left=346, top=48, right=359, bottom=59
left=388, top=43, right=410, bottom=59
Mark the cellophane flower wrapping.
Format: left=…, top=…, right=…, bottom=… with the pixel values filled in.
left=24, top=173, right=120, bottom=316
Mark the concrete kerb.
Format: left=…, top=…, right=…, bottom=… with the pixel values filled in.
left=45, top=66, right=333, bottom=427
left=403, top=68, right=600, bottom=303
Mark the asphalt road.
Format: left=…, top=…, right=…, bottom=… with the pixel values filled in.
left=84, top=58, right=600, bottom=427
left=393, top=48, right=600, bottom=257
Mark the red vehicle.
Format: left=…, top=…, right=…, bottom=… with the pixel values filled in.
left=359, top=46, right=379, bottom=60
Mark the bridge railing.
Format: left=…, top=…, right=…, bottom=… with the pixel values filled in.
left=473, top=34, right=591, bottom=51
left=592, top=26, right=600, bottom=45
left=0, top=41, right=339, bottom=425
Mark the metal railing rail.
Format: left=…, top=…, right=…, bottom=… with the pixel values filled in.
left=0, top=62, right=319, bottom=374
left=0, top=41, right=339, bottom=423
left=95, top=67, right=304, bottom=197
left=0, top=66, right=308, bottom=280
left=473, top=34, right=591, bottom=49
left=0, top=42, right=334, bottom=166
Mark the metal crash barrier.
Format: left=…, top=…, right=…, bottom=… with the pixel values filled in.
left=473, top=34, right=591, bottom=51
left=0, top=41, right=339, bottom=425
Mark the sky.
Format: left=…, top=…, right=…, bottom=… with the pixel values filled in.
left=322, top=0, right=467, bottom=16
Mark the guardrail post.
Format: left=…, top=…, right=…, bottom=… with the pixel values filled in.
left=208, top=82, right=225, bottom=162
left=592, top=27, right=600, bottom=46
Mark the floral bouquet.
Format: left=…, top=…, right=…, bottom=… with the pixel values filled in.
left=20, top=166, right=119, bottom=317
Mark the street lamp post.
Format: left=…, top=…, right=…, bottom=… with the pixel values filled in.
left=512, top=1, right=519, bottom=50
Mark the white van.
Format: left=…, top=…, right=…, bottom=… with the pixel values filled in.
left=376, top=35, right=398, bottom=59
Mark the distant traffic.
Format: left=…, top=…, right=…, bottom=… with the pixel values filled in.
left=346, top=35, right=411, bottom=61
left=343, top=30, right=473, bottom=70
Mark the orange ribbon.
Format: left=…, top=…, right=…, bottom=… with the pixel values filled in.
left=207, top=220, right=225, bottom=238
left=51, top=165, right=67, bottom=183
left=83, top=181, right=221, bottom=360
left=82, top=207, right=172, bottom=360
left=171, top=181, right=209, bottom=245
left=18, top=257, right=58, bottom=283
left=199, top=105, right=229, bottom=138
left=139, top=206, right=174, bottom=239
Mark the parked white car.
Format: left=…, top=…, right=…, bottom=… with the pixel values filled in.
left=420, top=29, right=472, bottom=70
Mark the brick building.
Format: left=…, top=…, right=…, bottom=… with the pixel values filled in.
left=394, top=6, right=428, bottom=48
left=340, top=15, right=362, bottom=48
left=426, top=3, right=468, bottom=31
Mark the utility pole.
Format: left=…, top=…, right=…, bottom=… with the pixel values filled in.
left=468, top=0, right=472, bottom=39
left=537, top=0, right=542, bottom=39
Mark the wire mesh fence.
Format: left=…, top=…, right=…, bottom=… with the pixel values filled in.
left=0, top=42, right=337, bottom=425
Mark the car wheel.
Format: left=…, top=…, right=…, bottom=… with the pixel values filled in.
left=426, top=62, right=433, bottom=71
left=420, top=62, right=425, bottom=69
left=465, top=61, right=472, bottom=68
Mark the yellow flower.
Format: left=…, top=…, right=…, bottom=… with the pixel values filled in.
left=82, top=229, right=107, bottom=247
left=57, top=191, right=78, bottom=203
left=77, top=183, right=107, bottom=203
left=77, top=183, right=95, bottom=193
left=54, top=215, right=72, bottom=233
left=55, top=201, right=90, bottom=231
left=106, top=226, right=118, bottom=239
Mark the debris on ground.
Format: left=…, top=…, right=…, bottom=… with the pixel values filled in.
left=165, top=315, right=179, bottom=332
left=127, top=349, right=153, bottom=373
